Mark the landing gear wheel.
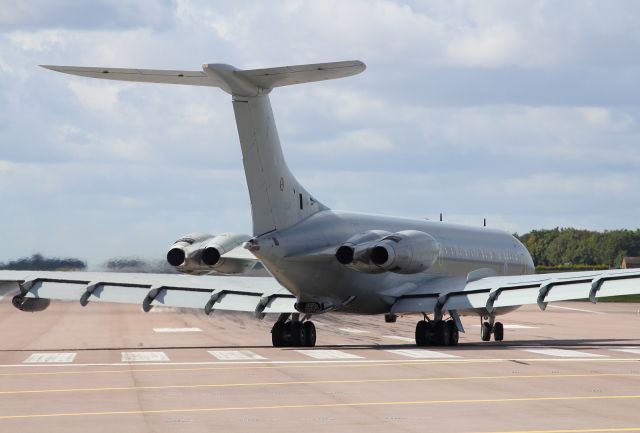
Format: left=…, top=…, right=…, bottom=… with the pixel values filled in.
left=493, top=322, right=504, bottom=341
left=434, top=320, right=450, bottom=346
left=271, top=322, right=285, bottom=347
left=303, top=321, right=316, bottom=347
left=447, top=320, right=459, bottom=346
left=481, top=321, right=492, bottom=342
left=291, top=322, right=306, bottom=347
left=415, top=321, right=428, bottom=346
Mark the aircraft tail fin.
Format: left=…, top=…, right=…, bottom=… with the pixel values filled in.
left=43, top=61, right=366, bottom=236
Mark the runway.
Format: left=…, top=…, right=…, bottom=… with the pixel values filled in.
left=0, top=298, right=639, bottom=433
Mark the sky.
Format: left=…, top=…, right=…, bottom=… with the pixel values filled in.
left=1, top=0, right=639, bottom=267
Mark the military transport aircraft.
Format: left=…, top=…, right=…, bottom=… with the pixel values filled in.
left=1, top=60, right=639, bottom=347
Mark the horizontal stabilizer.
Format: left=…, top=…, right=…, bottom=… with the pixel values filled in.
left=41, top=60, right=366, bottom=96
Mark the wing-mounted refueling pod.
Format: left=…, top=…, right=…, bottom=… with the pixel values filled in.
left=166, top=232, right=256, bottom=275
left=336, top=230, right=440, bottom=275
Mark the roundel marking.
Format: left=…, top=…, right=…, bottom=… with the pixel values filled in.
left=279, top=176, right=285, bottom=192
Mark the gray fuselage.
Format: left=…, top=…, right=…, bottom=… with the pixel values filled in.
left=251, top=210, right=535, bottom=315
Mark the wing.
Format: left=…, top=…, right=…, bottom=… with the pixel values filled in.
left=0, top=270, right=296, bottom=318
left=391, top=269, right=640, bottom=315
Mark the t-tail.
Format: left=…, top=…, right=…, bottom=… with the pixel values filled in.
left=41, top=61, right=366, bottom=236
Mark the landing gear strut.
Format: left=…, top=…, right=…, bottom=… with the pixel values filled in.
left=480, top=317, right=504, bottom=342
left=415, top=317, right=459, bottom=347
left=271, top=313, right=316, bottom=347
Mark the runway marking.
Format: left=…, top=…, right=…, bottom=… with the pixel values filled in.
left=208, top=350, right=266, bottom=361
left=295, top=350, right=362, bottom=359
left=386, top=349, right=459, bottom=359
left=472, top=324, right=539, bottom=329
left=1, top=394, right=639, bottom=421
left=121, top=352, right=169, bottom=362
left=547, top=305, right=605, bottom=315
left=338, top=328, right=369, bottom=334
left=467, top=428, right=640, bottom=433
left=610, top=347, right=640, bottom=355
left=0, top=372, right=636, bottom=396
left=520, top=348, right=606, bottom=358
left=2, top=357, right=640, bottom=377
left=23, top=353, right=76, bottom=363
left=153, top=327, right=202, bottom=333
left=383, top=335, right=415, bottom=342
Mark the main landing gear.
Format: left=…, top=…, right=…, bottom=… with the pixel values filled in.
left=271, top=313, right=316, bottom=347
left=415, top=318, right=459, bottom=347
left=480, top=317, right=504, bottom=342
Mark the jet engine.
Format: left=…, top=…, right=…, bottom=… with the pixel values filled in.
left=335, top=229, right=439, bottom=274
left=335, top=230, right=392, bottom=274
left=166, top=232, right=252, bottom=275
left=369, top=230, right=440, bottom=274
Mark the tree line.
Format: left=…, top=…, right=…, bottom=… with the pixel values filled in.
left=517, top=228, right=640, bottom=268
left=2, top=228, right=640, bottom=271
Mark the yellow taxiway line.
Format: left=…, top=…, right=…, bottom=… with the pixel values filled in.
left=0, top=372, right=636, bottom=396
left=0, top=394, right=638, bottom=421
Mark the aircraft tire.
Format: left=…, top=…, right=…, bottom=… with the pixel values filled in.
left=291, top=322, right=306, bottom=347
left=272, top=322, right=285, bottom=347
left=415, top=321, right=428, bottom=346
left=481, top=322, right=492, bottom=341
left=494, top=322, right=504, bottom=341
left=303, top=321, right=316, bottom=347
left=447, top=320, right=459, bottom=346
left=434, top=320, right=449, bottom=346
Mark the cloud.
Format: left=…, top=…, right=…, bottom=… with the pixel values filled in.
left=67, top=81, right=123, bottom=113
left=1, top=0, right=640, bottom=264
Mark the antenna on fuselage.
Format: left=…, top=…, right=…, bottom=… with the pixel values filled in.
left=483, top=218, right=487, bottom=227
left=439, top=213, right=443, bottom=222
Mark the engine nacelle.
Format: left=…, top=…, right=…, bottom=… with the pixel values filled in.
left=166, top=232, right=251, bottom=275
left=335, top=230, right=392, bottom=274
left=369, top=230, right=440, bottom=274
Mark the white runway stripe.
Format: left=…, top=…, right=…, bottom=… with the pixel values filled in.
left=520, top=348, right=606, bottom=358
left=24, top=353, right=76, bottom=363
left=610, top=347, right=640, bottom=355
left=121, top=352, right=170, bottom=362
left=338, top=328, right=369, bottom=334
left=386, top=349, right=460, bottom=359
left=295, top=350, right=362, bottom=360
left=383, top=335, right=415, bottom=343
left=472, top=324, right=539, bottom=329
left=153, top=327, right=202, bottom=333
left=208, top=350, right=266, bottom=361
left=547, top=305, right=605, bottom=315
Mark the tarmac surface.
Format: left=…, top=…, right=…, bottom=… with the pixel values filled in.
left=0, top=296, right=639, bottom=433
